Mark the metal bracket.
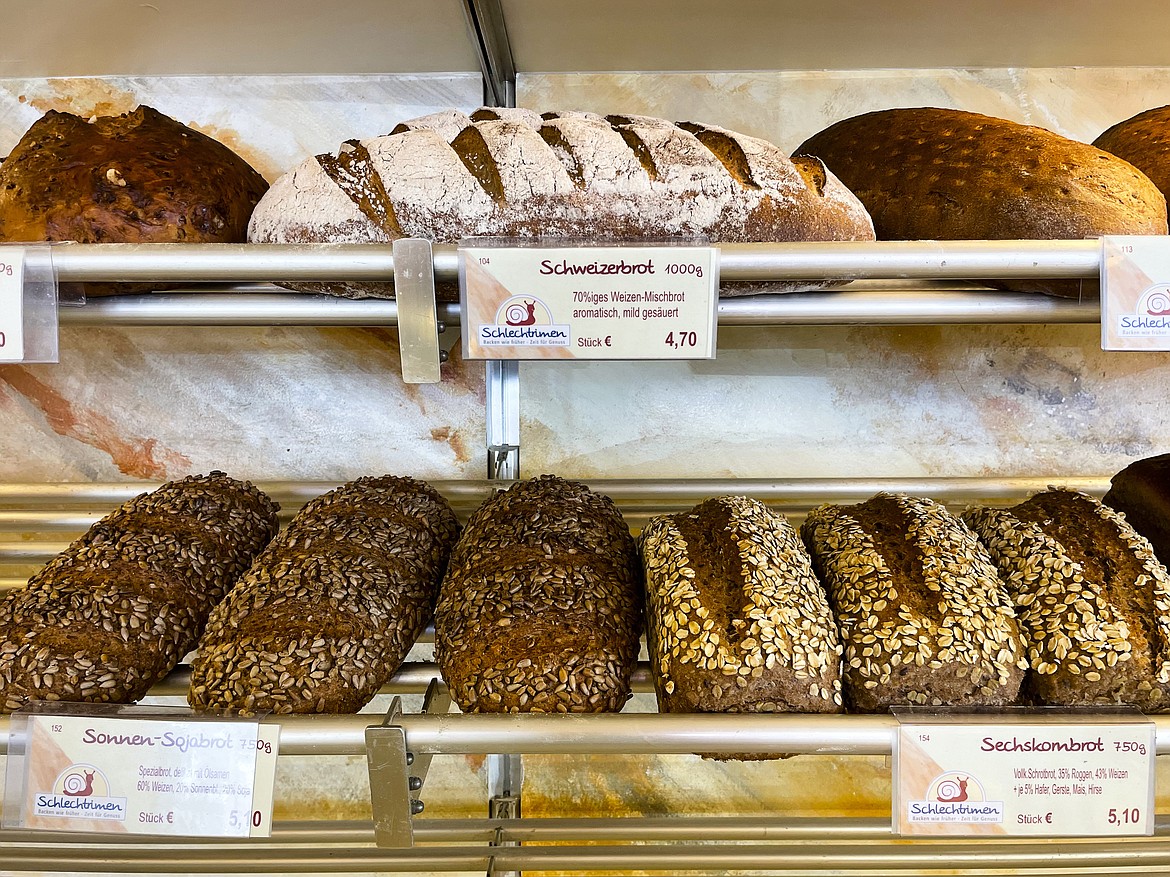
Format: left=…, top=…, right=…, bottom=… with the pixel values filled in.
left=486, top=753, right=523, bottom=877
left=393, top=238, right=443, bottom=384
left=366, top=679, right=452, bottom=847
left=485, top=360, right=520, bottom=480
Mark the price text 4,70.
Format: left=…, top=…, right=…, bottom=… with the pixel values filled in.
left=664, top=331, right=698, bottom=349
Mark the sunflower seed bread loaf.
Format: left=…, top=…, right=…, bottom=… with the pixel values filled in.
left=640, top=496, right=842, bottom=718
left=1102, top=453, right=1170, bottom=569
left=796, top=107, right=1168, bottom=296
left=800, top=492, right=1027, bottom=712
left=248, top=107, right=876, bottom=299
left=1094, top=106, right=1170, bottom=200
left=190, top=475, right=458, bottom=714
left=0, top=472, right=279, bottom=712
left=964, top=488, right=1170, bottom=710
left=435, top=475, right=642, bottom=713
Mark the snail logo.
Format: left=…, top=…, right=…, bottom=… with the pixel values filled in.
left=34, top=764, right=127, bottom=821
left=907, top=771, right=1003, bottom=824
left=1119, top=283, right=1170, bottom=336
left=479, top=295, right=570, bottom=347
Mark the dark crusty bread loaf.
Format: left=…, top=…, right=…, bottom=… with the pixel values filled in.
left=796, top=107, right=1168, bottom=296
left=640, top=496, right=842, bottom=718
left=248, top=107, right=875, bottom=299
left=800, top=492, right=1027, bottom=712
left=1095, top=107, right=1170, bottom=200
left=1103, top=453, right=1170, bottom=568
left=435, top=475, right=642, bottom=713
left=964, top=488, right=1170, bottom=710
left=190, top=475, right=458, bottom=714
left=0, top=106, right=268, bottom=295
left=0, top=472, right=278, bottom=712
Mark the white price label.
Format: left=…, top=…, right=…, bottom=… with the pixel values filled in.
left=1101, top=235, right=1170, bottom=350
left=12, top=713, right=268, bottom=837
left=894, top=719, right=1154, bottom=836
left=0, top=248, right=24, bottom=362
left=460, top=245, right=718, bottom=360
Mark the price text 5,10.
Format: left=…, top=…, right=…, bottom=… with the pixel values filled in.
left=1108, top=807, right=1141, bottom=826
left=664, top=331, right=698, bottom=349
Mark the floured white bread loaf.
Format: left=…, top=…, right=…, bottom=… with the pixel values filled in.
left=249, top=107, right=876, bottom=299
left=189, top=475, right=459, bottom=714
left=801, top=493, right=1027, bottom=712
left=964, top=488, right=1170, bottom=710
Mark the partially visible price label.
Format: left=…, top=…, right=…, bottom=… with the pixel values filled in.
left=893, top=715, right=1154, bottom=837
left=1101, top=235, right=1170, bottom=350
left=0, top=248, right=24, bottom=362
left=6, top=711, right=274, bottom=838
left=460, top=244, right=718, bottom=360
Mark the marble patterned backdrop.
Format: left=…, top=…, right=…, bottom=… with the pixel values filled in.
left=4, top=67, right=1170, bottom=859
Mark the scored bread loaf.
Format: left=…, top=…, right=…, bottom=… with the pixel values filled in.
left=800, top=492, right=1027, bottom=712
left=1094, top=107, right=1170, bottom=200
left=796, top=107, right=1168, bottom=296
left=0, top=472, right=279, bottom=712
left=189, top=475, right=458, bottom=714
left=1103, top=453, right=1170, bottom=568
left=640, top=496, right=842, bottom=718
left=0, top=106, right=268, bottom=296
left=964, top=488, right=1170, bottom=710
left=248, top=107, right=876, bottom=299
left=435, top=475, right=642, bottom=713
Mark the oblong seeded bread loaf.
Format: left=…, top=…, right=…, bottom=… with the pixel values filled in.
left=964, top=488, right=1170, bottom=710
left=800, top=492, right=1027, bottom=712
left=248, top=106, right=875, bottom=299
left=796, top=107, right=1168, bottom=296
left=0, top=472, right=279, bottom=712
left=640, top=496, right=842, bottom=717
left=1103, top=453, right=1170, bottom=568
left=435, top=475, right=642, bottom=713
left=189, top=475, right=458, bottom=714
left=1095, top=107, right=1170, bottom=200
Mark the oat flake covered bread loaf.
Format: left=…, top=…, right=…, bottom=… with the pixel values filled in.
left=796, top=107, right=1168, bottom=296
left=190, top=475, right=458, bottom=714
left=248, top=107, right=875, bottom=299
left=0, top=107, right=268, bottom=251
left=435, top=475, right=642, bottom=713
left=964, top=488, right=1170, bottom=710
left=0, top=472, right=279, bottom=712
left=640, top=496, right=842, bottom=719
left=800, top=492, right=1027, bottom=712
left=1095, top=106, right=1170, bottom=200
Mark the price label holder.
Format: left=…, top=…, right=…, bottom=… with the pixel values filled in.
left=2, top=703, right=279, bottom=838
left=1100, top=234, right=1170, bottom=350
left=0, top=244, right=60, bottom=364
left=892, top=706, right=1154, bottom=837
left=459, top=238, right=718, bottom=361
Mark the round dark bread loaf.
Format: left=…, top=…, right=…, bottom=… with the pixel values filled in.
left=249, top=107, right=875, bottom=299
left=1095, top=107, right=1170, bottom=200
left=189, top=475, right=458, bottom=714
left=435, top=475, right=642, bottom=713
left=0, top=106, right=268, bottom=296
left=640, top=496, right=842, bottom=716
left=796, top=107, right=1168, bottom=297
left=1102, top=453, right=1170, bottom=569
left=800, top=492, right=1027, bottom=712
left=964, top=488, right=1170, bottom=711
left=0, top=472, right=279, bottom=712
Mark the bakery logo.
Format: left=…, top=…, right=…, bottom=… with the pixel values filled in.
left=907, top=772, right=1003, bottom=824
left=34, top=764, right=127, bottom=821
left=1118, top=284, right=1170, bottom=335
left=478, top=295, right=570, bottom=347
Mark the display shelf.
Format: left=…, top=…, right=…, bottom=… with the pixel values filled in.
left=34, top=240, right=1105, bottom=327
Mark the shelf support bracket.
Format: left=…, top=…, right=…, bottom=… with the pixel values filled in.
left=393, top=238, right=443, bottom=384
left=485, top=360, right=520, bottom=480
